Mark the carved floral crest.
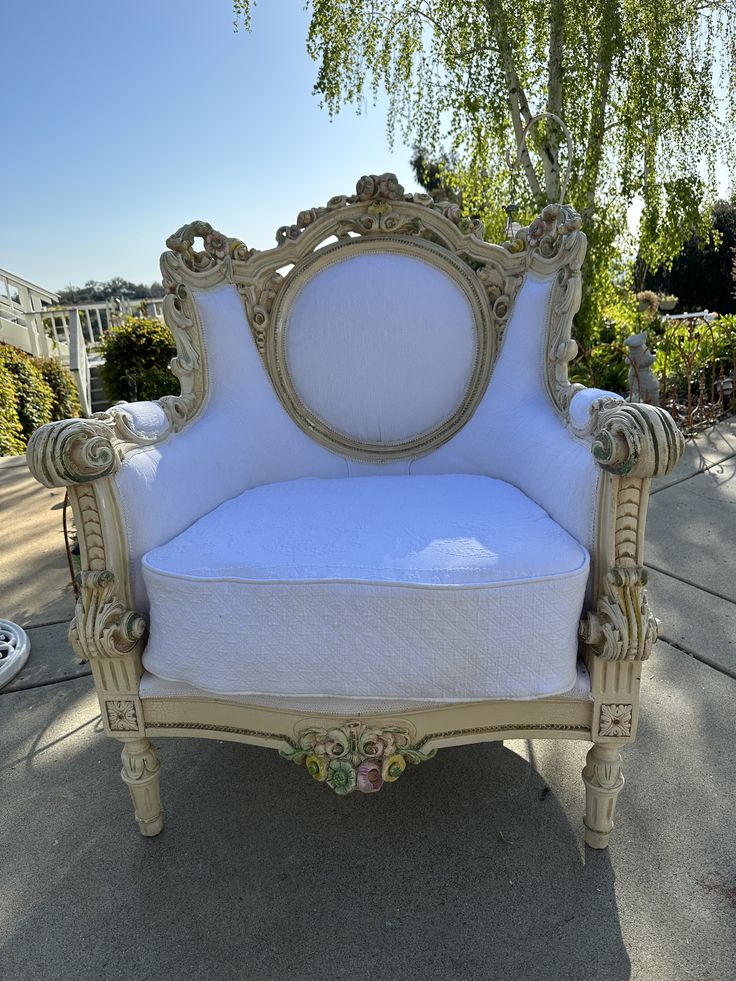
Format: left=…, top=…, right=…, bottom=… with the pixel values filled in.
left=502, top=202, right=582, bottom=259
left=281, top=720, right=436, bottom=795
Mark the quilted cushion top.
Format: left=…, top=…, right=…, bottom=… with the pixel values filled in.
left=143, top=474, right=588, bottom=587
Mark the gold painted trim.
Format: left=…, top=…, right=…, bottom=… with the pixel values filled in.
left=416, top=722, right=590, bottom=749
left=146, top=719, right=590, bottom=747
left=148, top=721, right=292, bottom=742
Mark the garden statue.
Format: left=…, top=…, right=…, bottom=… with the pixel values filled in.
left=625, top=331, right=660, bottom=405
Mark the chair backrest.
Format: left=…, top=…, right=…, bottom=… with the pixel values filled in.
left=160, top=174, right=586, bottom=463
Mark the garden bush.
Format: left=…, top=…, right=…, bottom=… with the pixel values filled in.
left=35, top=356, right=82, bottom=419
left=0, top=365, right=25, bottom=456
left=0, top=343, right=84, bottom=454
left=98, top=317, right=178, bottom=403
left=0, top=343, right=54, bottom=440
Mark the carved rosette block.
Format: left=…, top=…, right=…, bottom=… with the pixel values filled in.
left=281, top=720, right=436, bottom=795
left=121, top=738, right=164, bottom=837
left=69, top=571, right=146, bottom=664
left=582, top=744, right=625, bottom=849
left=597, top=704, right=633, bottom=738
left=580, top=567, right=658, bottom=661
left=106, top=699, right=140, bottom=732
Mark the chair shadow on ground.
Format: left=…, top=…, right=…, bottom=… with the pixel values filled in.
left=1, top=683, right=631, bottom=981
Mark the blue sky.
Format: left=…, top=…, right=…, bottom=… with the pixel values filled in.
left=3, top=2, right=732, bottom=293
left=2, top=0, right=421, bottom=291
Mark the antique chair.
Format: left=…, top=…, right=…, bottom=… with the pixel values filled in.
left=28, top=173, right=683, bottom=846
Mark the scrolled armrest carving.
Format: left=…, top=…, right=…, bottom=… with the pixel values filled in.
left=26, top=402, right=189, bottom=489
left=27, top=417, right=122, bottom=487
left=590, top=400, right=684, bottom=478
left=69, top=571, right=146, bottom=663
left=580, top=566, right=658, bottom=661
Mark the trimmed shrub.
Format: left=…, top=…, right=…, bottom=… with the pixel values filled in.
left=98, top=317, right=178, bottom=403
left=0, top=365, right=25, bottom=456
left=35, top=357, right=82, bottom=420
left=0, top=343, right=54, bottom=440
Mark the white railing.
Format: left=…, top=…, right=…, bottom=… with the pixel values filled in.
left=0, top=266, right=164, bottom=416
left=67, top=309, right=92, bottom=417
left=0, top=266, right=59, bottom=359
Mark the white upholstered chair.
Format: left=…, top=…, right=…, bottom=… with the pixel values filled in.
left=28, top=174, right=683, bottom=846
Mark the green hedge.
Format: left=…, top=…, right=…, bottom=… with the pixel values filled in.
left=0, top=366, right=25, bottom=456
left=35, top=356, right=82, bottom=420
left=0, top=343, right=82, bottom=456
left=0, top=343, right=55, bottom=439
left=98, top=317, right=178, bottom=403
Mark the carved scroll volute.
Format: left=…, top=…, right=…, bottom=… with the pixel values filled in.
left=69, top=571, right=146, bottom=663
left=590, top=400, right=684, bottom=479
left=27, top=418, right=120, bottom=488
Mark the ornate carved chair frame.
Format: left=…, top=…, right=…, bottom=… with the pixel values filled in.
left=28, top=175, right=683, bottom=846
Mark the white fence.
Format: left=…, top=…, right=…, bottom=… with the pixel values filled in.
left=0, top=266, right=164, bottom=414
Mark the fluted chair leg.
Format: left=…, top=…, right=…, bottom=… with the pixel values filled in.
left=120, top=737, right=164, bottom=837
left=582, top=743, right=624, bottom=849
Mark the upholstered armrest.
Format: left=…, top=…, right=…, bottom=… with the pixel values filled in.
left=26, top=399, right=184, bottom=488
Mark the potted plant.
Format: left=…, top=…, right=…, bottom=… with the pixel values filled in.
left=659, top=294, right=678, bottom=312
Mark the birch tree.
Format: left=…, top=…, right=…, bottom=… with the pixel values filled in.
left=233, top=1, right=736, bottom=352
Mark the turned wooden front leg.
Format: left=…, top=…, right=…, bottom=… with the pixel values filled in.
left=120, top=737, right=164, bottom=837
left=582, top=743, right=624, bottom=849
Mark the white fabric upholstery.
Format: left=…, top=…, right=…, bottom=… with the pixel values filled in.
left=569, top=387, right=623, bottom=433
left=113, top=268, right=606, bottom=620
left=139, top=659, right=592, bottom=714
left=141, top=474, right=589, bottom=701
left=412, top=275, right=603, bottom=552
left=114, top=400, right=170, bottom=437
left=115, top=285, right=345, bottom=610
left=285, top=252, right=477, bottom=442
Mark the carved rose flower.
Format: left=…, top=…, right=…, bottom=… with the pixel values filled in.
left=599, top=704, right=633, bottom=738
left=297, top=208, right=320, bottom=229
left=354, top=173, right=404, bottom=201
left=355, top=175, right=377, bottom=200
left=305, top=754, right=328, bottom=782
left=528, top=217, right=548, bottom=243
left=204, top=231, right=228, bottom=260
left=326, top=759, right=356, bottom=796
left=376, top=173, right=403, bottom=199
left=106, top=700, right=138, bottom=731
left=326, top=194, right=348, bottom=210
left=356, top=760, right=384, bottom=793
left=313, top=738, right=337, bottom=758
left=381, top=754, right=407, bottom=783
left=359, top=732, right=395, bottom=758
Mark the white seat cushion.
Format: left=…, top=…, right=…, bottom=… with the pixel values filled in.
left=141, top=474, right=589, bottom=702
left=139, top=659, right=593, bottom=714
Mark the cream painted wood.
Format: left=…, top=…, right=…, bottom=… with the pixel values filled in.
left=25, top=173, right=684, bottom=846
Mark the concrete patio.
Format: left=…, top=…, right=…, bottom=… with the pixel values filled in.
left=1, top=418, right=735, bottom=981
